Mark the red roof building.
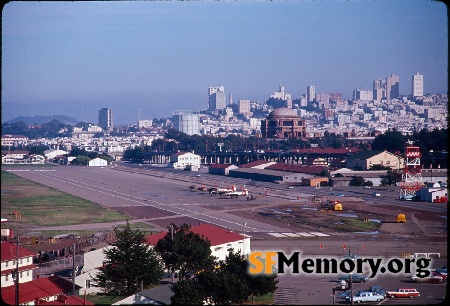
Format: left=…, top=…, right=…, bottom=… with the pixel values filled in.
left=145, top=223, right=249, bottom=261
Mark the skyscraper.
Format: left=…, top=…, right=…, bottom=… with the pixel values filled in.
left=386, top=74, right=400, bottom=100
left=373, top=79, right=386, bottom=101
left=412, top=72, right=424, bottom=97
left=208, top=86, right=226, bottom=111
left=98, top=108, right=113, bottom=131
left=307, top=85, right=315, bottom=103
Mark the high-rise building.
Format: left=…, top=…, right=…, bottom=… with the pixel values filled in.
left=353, top=89, right=373, bottom=101
left=386, top=74, right=400, bottom=100
left=238, top=99, right=251, bottom=115
left=208, top=86, right=226, bottom=111
left=98, top=108, right=113, bottom=131
left=172, top=111, right=199, bottom=135
left=307, top=85, right=315, bottom=103
left=412, top=72, right=424, bottom=97
left=373, top=79, right=386, bottom=101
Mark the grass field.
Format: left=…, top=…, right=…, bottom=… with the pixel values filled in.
left=1, top=170, right=131, bottom=235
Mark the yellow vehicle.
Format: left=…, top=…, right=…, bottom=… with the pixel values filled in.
left=333, top=203, right=343, bottom=211
left=324, top=200, right=342, bottom=211
left=396, top=213, right=406, bottom=223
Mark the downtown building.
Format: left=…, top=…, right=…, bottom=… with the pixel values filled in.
left=208, top=86, right=226, bottom=111
left=98, top=108, right=113, bottom=131
left=412, top=72, right=424, bottom=97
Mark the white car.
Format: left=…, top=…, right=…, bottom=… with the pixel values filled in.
left=346, top=291, right=384, bottom=303
left=372, top=192, right=381, bottom=197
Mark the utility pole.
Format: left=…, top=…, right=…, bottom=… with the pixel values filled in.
left=72, top=243, right=76, bottom=296
left=171, top=224, right=174, bottom=283
left=15, top=235, right=20, bottom=306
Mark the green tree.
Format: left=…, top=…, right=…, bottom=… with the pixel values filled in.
left=92, top=222, right=164, bottom=296
left=219, top=250, right=278, bottom=304
left=385, top=169, right=403, bottom=186
left=170, top=279, right=205, bottom=305
left=350, top=176, right=365, bottom=186
left=155, top=223, right=216, bottom=281
left=371, top=129, right=406, bottom=153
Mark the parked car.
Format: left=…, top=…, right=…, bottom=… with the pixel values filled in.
left=342, top=254, right=358, bottom=261
left=346, top=291, right=385, bottom=303
left=368, top=285, right=386, bottom=299
left=337, top=193, right=344, bottom=196
left=336, top=290, right=353, bottom=300
left=338, top=274, right=368, bottom=283
left=372, top=192, right=381, bottom=197
left=386, top=288, right=420, bottom=298
left=410, top=272, right=444, bottom=283
left=435, top=267, right=447, bottom=280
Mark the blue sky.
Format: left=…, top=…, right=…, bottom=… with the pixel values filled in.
left=2, top=0, right=448, bottom=122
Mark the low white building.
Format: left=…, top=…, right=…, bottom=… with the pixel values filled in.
left=88, top=157, right=108, bottom=167
left=44, top=149, right=68, bottom=160
left=168, top=152, right=201, bottom=170
left=75, top=247, right=113, bottom=294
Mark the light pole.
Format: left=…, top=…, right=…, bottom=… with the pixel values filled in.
left=243, top=222, right=247, bottom=255
left=171, top=224, right=174, bottom=283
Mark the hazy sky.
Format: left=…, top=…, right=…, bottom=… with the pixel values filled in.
left=2, top=0, right=448, bottom=120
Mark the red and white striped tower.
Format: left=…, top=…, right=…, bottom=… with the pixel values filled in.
left=399, top=140, right=423, bottom=200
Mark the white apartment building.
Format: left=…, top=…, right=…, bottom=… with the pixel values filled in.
left=353, top=89, right=373, bottom=101
left=307, top=85, right=315, bottom=103
left=412, top=72, right=424, bottom=97
left=270, top=84, right=292, bottom=101
left=238, top=99, right=251, bottom=115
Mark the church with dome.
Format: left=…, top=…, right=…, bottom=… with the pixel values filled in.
left=261, top=108, right=307, bottom=139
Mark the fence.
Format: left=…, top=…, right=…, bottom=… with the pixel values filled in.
left=411, top=212, right=447, bottom=238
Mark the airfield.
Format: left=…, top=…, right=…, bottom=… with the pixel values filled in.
left=2, top=163, right=447, bottom=304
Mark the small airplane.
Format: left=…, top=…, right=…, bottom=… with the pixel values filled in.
left=210, top=185, right=236, bottom=195
left=223, top=189, right=249, bottom=198
left=196, top=185, right=207, bottom=192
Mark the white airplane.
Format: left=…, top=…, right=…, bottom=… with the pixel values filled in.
left=222, top=186, right=249, bottom=198
left=210, top=185, right=236, bottom=195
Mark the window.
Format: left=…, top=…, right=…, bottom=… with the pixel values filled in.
left=5, top=275, right=8, bottom=281
left=86, top=280, right=91, bottom=288
left=27, top=271, right=30, bottom=277
left=5, top=261, right=8, bottom=267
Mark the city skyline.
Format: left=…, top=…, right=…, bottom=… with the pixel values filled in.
left=2, top=1, right=448, bottom=123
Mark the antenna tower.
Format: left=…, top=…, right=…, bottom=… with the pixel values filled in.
left=399, top=140, right=423, bottom=200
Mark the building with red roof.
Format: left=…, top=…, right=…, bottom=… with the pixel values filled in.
left=1, top=241, right=37, bottom=287
left=1, top=242, right=84, bottom=305
left=145, top=223, right=249, bottom=261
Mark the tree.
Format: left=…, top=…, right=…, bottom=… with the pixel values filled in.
left=190, top=250, right=278, bottom=305
left=154, top=223, right=216, bottom=281
left=350, top=176, right=365, bottom=186
left=170, top=279, right=205, bottom=305
left=385, top=169, right=403, bottom=186
left=219, top=250, right=278, bottom=304
left=92, top=222, right=163, bottom=296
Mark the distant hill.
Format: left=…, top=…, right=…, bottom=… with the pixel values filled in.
left=1, top=100, right=167, bottom=125
left=5, top=115, right=80, bottom=125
